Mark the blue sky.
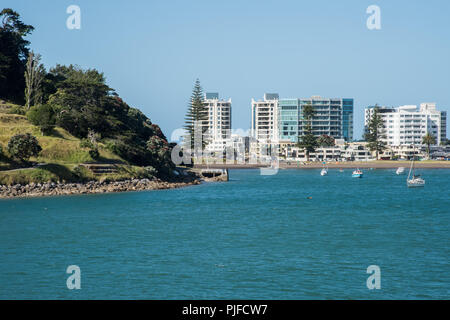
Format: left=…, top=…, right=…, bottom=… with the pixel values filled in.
left=4, top=0, right=450, bottom=140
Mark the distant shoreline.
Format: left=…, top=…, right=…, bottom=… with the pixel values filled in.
left=194, top=161, right=450, bottom=169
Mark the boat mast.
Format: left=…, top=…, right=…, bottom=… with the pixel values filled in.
left=412, top=143, right=415, bottom=177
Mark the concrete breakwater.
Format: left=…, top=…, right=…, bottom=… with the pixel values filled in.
left=0, top=177, right=202, bottom=199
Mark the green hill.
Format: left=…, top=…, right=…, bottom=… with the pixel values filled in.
left=0, top=106, right=154, bottom=185
left=0, top=10, right=175, bottom=186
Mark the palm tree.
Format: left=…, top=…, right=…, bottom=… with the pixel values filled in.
left=422, top=132, right=436, bottom=159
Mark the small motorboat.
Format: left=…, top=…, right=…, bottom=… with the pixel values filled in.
left=352, top=169, right=363, bottom=178
left=396, top=167, right=405, bottom=175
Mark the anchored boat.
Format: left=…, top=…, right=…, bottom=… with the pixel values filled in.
left=406, top=145, right=425, bottom=188
left=320, top=162, right=328, bottom=176
left=352, top=169, right=363, bottom=178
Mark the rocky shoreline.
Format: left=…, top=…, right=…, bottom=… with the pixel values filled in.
left=0, top=177, right=202, bottom=199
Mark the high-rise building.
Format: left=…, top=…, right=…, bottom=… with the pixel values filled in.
left=204, top=92, right=232, bottom=152
left=364, top=103, right=446, bottom=146
left=251, top=93, right=279, bottom=143
left=251, top=94, right=354, bottom=143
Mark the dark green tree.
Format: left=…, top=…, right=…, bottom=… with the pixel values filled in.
left=297, top=104, right=317, bottom=161
left=0, top=9, right=34, bottom=103
left=42, top=64, right=171, bottom=168
left=422, top=132, right=436, bottom=159
left=317, top=134, right=335, bottom=147
left=7, top=133, right=42, bottom=162
left=183, top=79, right=208, bottom=152
left=147, top=135, right=174, bottom=174
left=26, top=104, right=56, bottom=135
left=364, top=106, right=386, bottom=159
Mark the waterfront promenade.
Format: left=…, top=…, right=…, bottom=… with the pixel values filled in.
left=194, top=161, right=450, bottom=169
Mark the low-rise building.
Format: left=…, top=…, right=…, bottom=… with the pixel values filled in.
left=283, top=142, right=374, bottom=162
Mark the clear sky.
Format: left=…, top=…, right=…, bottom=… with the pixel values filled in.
left=4, top=0, right=450, bottom=140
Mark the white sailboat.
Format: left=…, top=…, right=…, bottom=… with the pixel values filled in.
left=407, top=145, right=425, bottom=187
left=396, top=167, right=405, bottom=175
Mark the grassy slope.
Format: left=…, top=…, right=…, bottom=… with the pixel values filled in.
left=0, top=110, right=150, bottom=185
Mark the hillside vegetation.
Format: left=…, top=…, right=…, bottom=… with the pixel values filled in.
left=0, top=105, right=157, bottom=185
left=0, top=9, right=176, bottom=185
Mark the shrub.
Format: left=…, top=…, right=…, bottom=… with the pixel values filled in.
left=89, top=148, right=100, bottom=160
left=105, top=140, right=118, bottom=153
left=26, top=104, right=56, bottom=135
left=144, top=166, right=157, bottom=177
left=7, top=133, right=42, bottom=162
left=73, top=165, right=93, bottom=181
left=7, top=105, right=26, bottom=115
left=79, top=138, right=94, bottom=149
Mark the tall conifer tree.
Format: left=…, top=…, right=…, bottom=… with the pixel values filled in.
left=364, top=105, right=386, bottom=159
left=297, top=104, right=318, bottom=161
left=184, top=79, right=208, bottom=151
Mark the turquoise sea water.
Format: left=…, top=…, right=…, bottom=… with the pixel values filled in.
left=0, top=168, right=449, bottom=299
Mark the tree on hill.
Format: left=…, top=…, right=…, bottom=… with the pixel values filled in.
left=0, top=8, right=34, bottom=104
left=422, top=132, right=436, bottom=159
left=184, top=79, right=208, bottom=153
left=146, top=135, right=174, bottom=175
left=297, top=104, right=317, bottom=161
left=26, top=104, right=56, bottom=135
left=24, top=51, right=45, bottom=109
left=40, top=64, right=170, bottom=168
left=364, top=106, right=386, bottom=159
left=7, top=133, right=41, bottom=162
left=0, top=10, right=174, bottom=175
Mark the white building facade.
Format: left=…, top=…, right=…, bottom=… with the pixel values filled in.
left=364, top=103, right=447, bottom=146
left=251, top=93, right=279, bottom=143
left=204, top=92, right=232, bottom=153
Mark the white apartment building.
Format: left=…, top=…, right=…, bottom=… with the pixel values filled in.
left=251, top=93, right=279, bottom=143
left=365, top=103, right=447, bottom=146
left=204, top=92, right=232, bottom=153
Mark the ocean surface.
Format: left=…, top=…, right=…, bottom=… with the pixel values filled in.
left=0, top=168, right=449, bottom=299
